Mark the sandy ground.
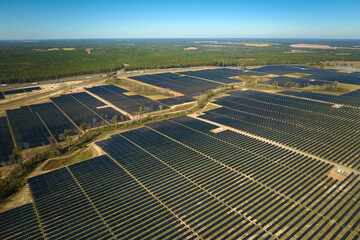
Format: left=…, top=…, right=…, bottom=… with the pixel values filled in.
left=327, top=166, right=348, bottom=181
left=183, top=47, right=198, bottom=50
left=283, top=73, right=311, bottom=78
left=290, top=44, right=337, bottom=49
left=0, top=184, right=32, bottom=213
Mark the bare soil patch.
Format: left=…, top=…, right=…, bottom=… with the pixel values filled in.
left=0, top=184, right=32, bottom=213
left=184, top=47, right=198, bottom=50
left=283, top=72, right=311, bottom=78
left=290, top=44, right=337, bottom=49
left=327, top=166, right=348, bottom=181
left=210, top=127, right=228, bottom=133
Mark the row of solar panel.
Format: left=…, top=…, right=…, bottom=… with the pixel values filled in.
left=200, top=90, right=360, bottom=170
left=2, top=115, right=360, bottom=239
left=1, top=87, right=42, bottom=96
left=1, top=90, right=128, bottom=165
left=130, top=72, right=225, bottom=96
left=280, top=89, right=360, bottom=107
left=85, top=85, right=169, bottom=114
left=1, top=84, right=197, bottom=165
left=250, top=65, right=360, bottom=85
left=0, top=154, right=197, bottom=239
left=97, top=118, right=360, bottom=239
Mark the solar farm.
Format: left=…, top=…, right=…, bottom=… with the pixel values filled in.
left=85, top=85, right=169, bottom=115
left=266, top=76, right=330, bottom=88
left=2, top=66, right=360, bottom=239
left=1, top=84, right=193, bottom=165
left=280, top=90, right=360, bottom=107
left=3, top=87, right=42, bottom=96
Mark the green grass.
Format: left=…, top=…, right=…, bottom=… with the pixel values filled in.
left=42, top=149, right=93, bottom=171
left=238, top=75, right=258, bottom=81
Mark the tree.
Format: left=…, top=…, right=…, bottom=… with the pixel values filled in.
left=48, top=135, right=59, bottom=156
left=331, top=81, right=339, bottom=90
left=23, top=142, right=30, bottom=159
left=112, top=115, right=118, bottom=127
left=80, top=122, right=90, bottom=133
left=139, top=107, right=143, bottom=120
left=284, top=81, right=295, bottom=88
left=10, top=147, right=22, bottom=166
left=272, top=81, right=278, bottom=88
left=59, top=129, right=73, bottom=152
left=65, top=136, right=72, bottom=151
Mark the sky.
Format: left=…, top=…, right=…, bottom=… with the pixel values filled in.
left=0, top=0, right=360, bottom=40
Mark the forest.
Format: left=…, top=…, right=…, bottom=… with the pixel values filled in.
left=1, top=38, right=360, bottom=84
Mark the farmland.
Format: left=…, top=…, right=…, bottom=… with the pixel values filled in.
left=1, top=64, right=360, bottom=239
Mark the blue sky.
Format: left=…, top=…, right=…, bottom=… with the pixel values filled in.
left=0, top=0, right=359, bottom=40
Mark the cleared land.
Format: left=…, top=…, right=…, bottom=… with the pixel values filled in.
left=290, top=44, right=337, bottom=49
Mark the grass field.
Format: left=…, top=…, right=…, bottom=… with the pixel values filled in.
left=42, top=149, right=93, bottom=170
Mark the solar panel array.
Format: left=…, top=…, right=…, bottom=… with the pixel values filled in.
left=130, top=73, right=222, bottom=96
left=69, top=92, right=129, bottom=122
left=3, top=87, right=41, bottom=95
left=28, top=166, right=112, bottom=239
left=29, top=102, right=78, bottom=140
left=1, top=114, right=360, bottom=239
left=157, top=95, right=196, bottom=106
left=179, top=68, right=248, bottom=84
left=199, top=90, right=360, bottom=170
left=2, top=90, right=126, bottom=163
left=96, top=117, right=360, bottom=239
left=6, top=106, right=50, bottom=149
left=0, top=203, right=44, bottom=239
left=280, top=89, right=360, bottom=107
left=0, top=117, right=15, bottom=166
left=266, top=76, right=330, bottom=88
left=3, top=66, right=360, bottom=239
left=86, top=85, right=168, bottom=115
left=51, top=94, right=106, bottom=128
left=250, top=65, right=311, bottom=75
left=24, top=154, right=197, bottom=239
left=251, top=65, right=360, bottom=85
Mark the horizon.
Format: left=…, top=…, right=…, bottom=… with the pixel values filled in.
left=1, top=0, right=360, bottom=40
left=2, top=37, right=360, bottom=41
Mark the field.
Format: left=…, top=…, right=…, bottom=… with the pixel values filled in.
left=2, top=64, right=360, bottom=239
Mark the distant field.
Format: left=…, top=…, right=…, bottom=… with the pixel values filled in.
left=291, top=44, right=337, bottom=49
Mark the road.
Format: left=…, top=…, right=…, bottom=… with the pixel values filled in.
left=0, top=75, right=103, bottom=89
